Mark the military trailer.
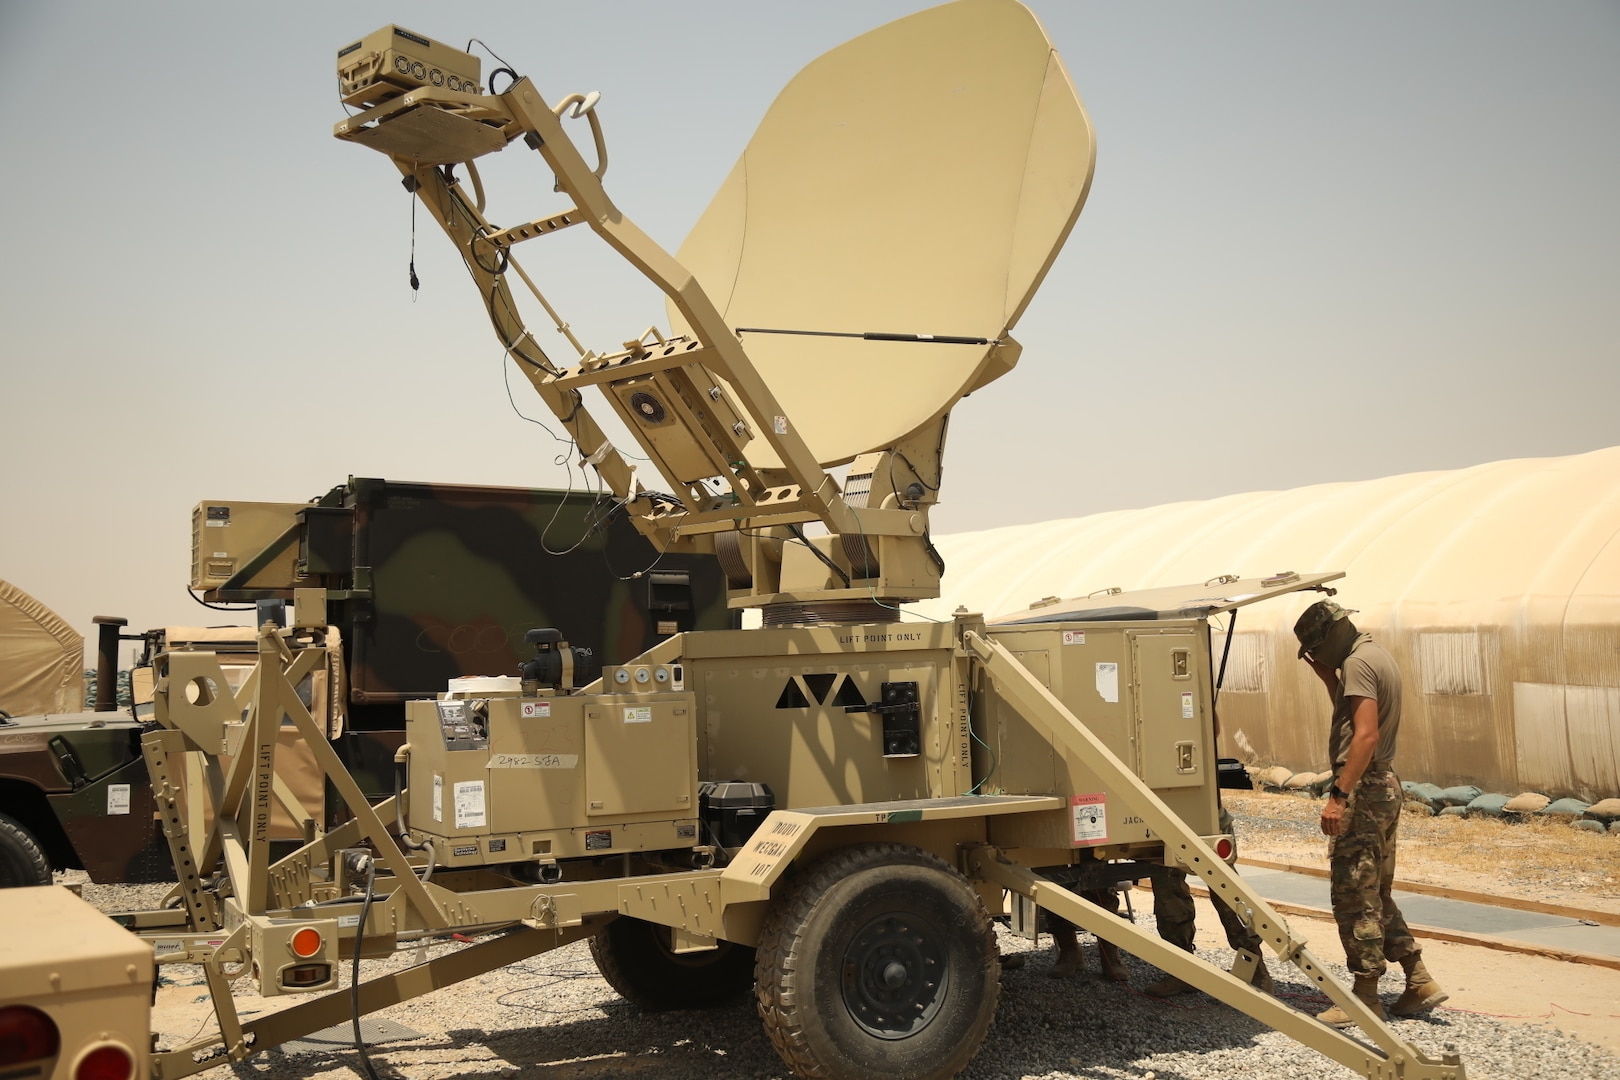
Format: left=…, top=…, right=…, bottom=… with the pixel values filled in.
left=0, top=886, right=152, bottom=1080
left=3, top=4, right=1467, bottom=1080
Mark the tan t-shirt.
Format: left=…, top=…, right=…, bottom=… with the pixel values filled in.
left=1329, top=637, right=1402, bottom=770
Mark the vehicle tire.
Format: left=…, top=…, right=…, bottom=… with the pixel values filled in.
left=755, top=843, right=998, bottom=1080
left=0, top=813, right=52, bottom=887
left=589, top=915, right=757, bottom=1009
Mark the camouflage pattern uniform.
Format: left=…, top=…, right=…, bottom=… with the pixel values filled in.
left=1329, top=769, right=1417, bottom=976
left=1295, top=601, right=1420, bottom=980
left=1153, top=805, right=1262, bottom=955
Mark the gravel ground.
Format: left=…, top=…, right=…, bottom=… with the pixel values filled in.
left=73, top=878, right=1620, bottom=1080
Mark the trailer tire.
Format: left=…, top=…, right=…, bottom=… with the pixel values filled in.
left=589, top=915, right=756, bottom=1009
left=0, top=812, right=52, bottom=887
left=755, top=843, right=998, bottom=1080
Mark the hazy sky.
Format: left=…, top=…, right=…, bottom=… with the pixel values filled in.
left=1, top=1, right=1616, bottom=661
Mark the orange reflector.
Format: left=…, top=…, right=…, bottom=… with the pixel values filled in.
left=290, top=927, right=323, bottom=959
left=74, top=1044, right=133, bottom=1080
left=1214, top=837, right=1235, bottom=860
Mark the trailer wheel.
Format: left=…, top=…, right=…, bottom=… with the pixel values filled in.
left=0, top=813, right=52, bottom=887
left=755, top=843, right=998, bottom=1080
left=589, top=915, right=757, bottom=1009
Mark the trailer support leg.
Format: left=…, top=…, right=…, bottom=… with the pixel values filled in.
left=153, top=920, right=603, bottom=1080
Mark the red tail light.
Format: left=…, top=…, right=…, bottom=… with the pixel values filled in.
left=74, top=1044, right=134, bottom=1080
left=0, top=1005, right=60, bottom=1066
left=1214, top=837, right=1235, bottom=860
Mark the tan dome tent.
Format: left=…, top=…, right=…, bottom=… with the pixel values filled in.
left=0, top=579, right=84, bottom=716
left=922, top=446, right=1620, bottom=800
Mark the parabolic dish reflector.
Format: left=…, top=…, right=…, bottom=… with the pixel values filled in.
left=670, top=0, right=1094, bottom=469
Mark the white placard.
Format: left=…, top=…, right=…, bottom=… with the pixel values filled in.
left=490, top=752, right=578, bottom=769
left=1181, top=691, right=1194, bottom=719
left=623, top=705, right=653, bottom=724
left=1071, top=793, right=1108, bottom=846
left=1062, top=630, right=1086, bottom=646
left=106, top=783, right=131, bottom=815
left=1095, top=662, right=1119, bottom=703
left=432, top=774, right=443, bottom=823
left=454, top=780, right=487, bottom=829
left=521, top=701, right=551, bottom=718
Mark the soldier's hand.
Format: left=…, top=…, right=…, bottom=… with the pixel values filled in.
left=1320, top=797, right=1347, bottom=837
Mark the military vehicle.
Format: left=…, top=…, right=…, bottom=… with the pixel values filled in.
left=0, top=886, right=152, bottom=1080
left=0, top=479, right=732, bottom=888
left=5, top=4, right=1467, bottom=1080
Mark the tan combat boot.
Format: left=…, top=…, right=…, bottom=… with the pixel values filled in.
left=1390, top=955, right=1449, bottom=1016
left=1316, top=974, right=1385, bottom=1028
left=1143, top=974, right=1193, bottom=997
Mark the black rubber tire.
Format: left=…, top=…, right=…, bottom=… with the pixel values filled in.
left=0, top=812, right=52, bottom=887
left=754, top=843, right=999, bottom=1080
left=589, top=915, right=757, bottom=1010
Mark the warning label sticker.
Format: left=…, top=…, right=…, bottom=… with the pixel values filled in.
left=1070, top=793, right=1108, bottom=846
left=432, top=774, right=443, bottom=823
left=454, top=780, right=485, bottom=829
left=1182, top=691, right=1194, bottom=719
left=623, top=705, right=652, bottom=724
left=1062, top=630, right=1086, bottom=646
left=107, top=783, right=131, bottom=815
left=521, top=701, right=551, bottom=719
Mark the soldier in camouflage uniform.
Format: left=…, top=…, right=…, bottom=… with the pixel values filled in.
left=1141, top=803, right=1274, bottom=997
left=1295, top=600, right=1447, bottom=1028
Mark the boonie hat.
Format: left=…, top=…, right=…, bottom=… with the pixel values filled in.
left=1293, top=599, right=1356, bottom=658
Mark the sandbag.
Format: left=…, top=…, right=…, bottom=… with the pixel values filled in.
left=1540, top=797, right=1590, bottom=817
left=1254, top=765, right=1295, bottom=790
left=1305, top=770, right=1335, bottom=795
left=1437, top=785, right=1483, bottom=807
left=1503, top=792, right=1551, bottom=814
left=1406, top=782, right=1445, bottom=809
left=1403, top=800, right=1437, bottom=817
left=1439, top=805, right=1468, bottom=818
left=1571, top=819, right=1607, bottom=834
left=1466, top=793, right=1511, bottom=818
left=1582, top=798, right=1620, bottom=823
left=1283, top=771, right=1317, bottom=790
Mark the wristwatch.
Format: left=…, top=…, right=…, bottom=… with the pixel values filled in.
left=1327, top=783, right=1349, bottom=802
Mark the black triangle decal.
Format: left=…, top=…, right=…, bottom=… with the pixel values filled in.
left=775, top=679, right=809, bottom=709
left=833, top=677, right=869, bottom=711
left=803, top=673, right=837, bottom=705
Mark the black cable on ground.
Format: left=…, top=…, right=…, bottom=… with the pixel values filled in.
left=351, top=857, right=383, bottom=1080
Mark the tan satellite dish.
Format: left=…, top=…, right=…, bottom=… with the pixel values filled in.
left=671, top=0, right=1095, bottom=469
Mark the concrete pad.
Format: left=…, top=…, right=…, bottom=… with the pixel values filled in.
left=1392, top=893, right=1580, bottom=935
left=1236, top=866, right=1332, bottom=908
left=1487, top=922, right=1620, bottom=959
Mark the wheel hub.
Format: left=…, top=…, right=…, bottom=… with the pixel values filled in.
left=840, top=912, right=949, bottom=1039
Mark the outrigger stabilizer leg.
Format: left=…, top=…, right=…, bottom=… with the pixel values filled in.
left=961, top=632, right=1465, bottom=1080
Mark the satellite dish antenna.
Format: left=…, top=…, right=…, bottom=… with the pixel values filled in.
left=338, top=0, right=1095, bottom=609
left=671, top=0, right=1095, bottom=468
